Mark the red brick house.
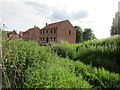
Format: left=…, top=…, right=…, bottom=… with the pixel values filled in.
left=9, top=34, right=19, bottom=40
left=23, top=20, right=76, bottom=44
left=6, top=30, right=19, bottom=40
left=23, top=26, right=40, bottom=42
left=40, top=20, right=76, bottom=44
left=7, top=30, right=17, bottom=36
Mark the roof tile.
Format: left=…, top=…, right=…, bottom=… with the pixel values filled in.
left=42, top=20, right=69, bottom=30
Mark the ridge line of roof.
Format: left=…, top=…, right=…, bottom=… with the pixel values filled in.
left=47, top=20, right=68, bottom=25
left=42, top=20, right=69, bottom=29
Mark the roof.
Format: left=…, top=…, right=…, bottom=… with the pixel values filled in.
left=23, top=28, right=33, bottom=33
left=19, top=31, right=24, bottom=35
left=42, top=20, right=69, bottom=30
left=25, top=26, right=40, bottom=33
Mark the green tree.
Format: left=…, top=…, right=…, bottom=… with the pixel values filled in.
left=74, top=26, right=83, bottom=43
left=82, top=28, right=96, bottom=40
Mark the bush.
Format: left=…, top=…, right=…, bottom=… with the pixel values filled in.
left=74, top=61, right=120, bottom=88
left=51, top=42, right=76, bottom=59
left=25, top=58, right=92, bottom=88
left=51, top=35, right=120, bottom=73
left=2, top=36, right=120, bottom=88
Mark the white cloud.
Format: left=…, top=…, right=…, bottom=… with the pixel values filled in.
left=1, top=1, right=51, bottom=32
left=1, top=0, right=120, bottom=38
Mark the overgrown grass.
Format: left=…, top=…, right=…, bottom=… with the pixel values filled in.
left=2, top=37, right=120, bottom=88
left=51, top=35, right=120, bottom=73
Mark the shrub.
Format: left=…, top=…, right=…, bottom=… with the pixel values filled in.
left=2, top=36, right=120, bottom=88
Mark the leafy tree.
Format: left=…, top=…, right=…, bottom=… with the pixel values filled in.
left=117, top=12, right=120, bottom=34
left=74, top=26, right=83, bottom=43
left=82, top=28, right=96, bottom=40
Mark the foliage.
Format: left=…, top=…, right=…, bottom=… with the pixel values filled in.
left=2, top=40, right=39, bottom=88
left=2, top=35, right=120, bottom=88
left=51, top=41, right=76, bottom=59
left=111, top=12, right=120, bottom=36
left=2, top=40, right=92, bottom=88
left=83, top=28, right=96, bottom=40
left=74, top=26, right=97, bottom=43
left=74, top=26, right=83, bottom=43
left=74, top=61, right=120, bottom=88
left=25, top=58, right=92, bottom=88
left=51, top=35, right=120, bottom=73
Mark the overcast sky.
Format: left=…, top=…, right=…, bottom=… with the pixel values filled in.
left=0, top=0, right=120, bottom=39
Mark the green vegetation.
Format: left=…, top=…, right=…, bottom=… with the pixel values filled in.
left=2, top=35, right=120, bottom=88
left=52, top=35, right=120, bottom=73
left=74, top=26, right=96, bottom=43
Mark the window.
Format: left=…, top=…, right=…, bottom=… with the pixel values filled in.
left=40, top=38, right=42, bottom=41
left=54, top=37, right=56, bottom=41
left=69, top=31, right=71, bottom=34
left=40, top=31, right=42, bottom=34
left=46, top=37, right=49, bottom=42
left=54, top=29, right=56, bottom=33
left=46, top=30, right=48, bottom=33
left=43, top=31, right=44, bottom=34
left=51, top=30, right=53, bottom=33
left=50, top=37, right=52, bottom=41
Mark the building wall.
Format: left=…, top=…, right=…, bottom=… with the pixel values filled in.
left=40, top=27, right=57, bottom=43
left=39, top=22, right=76, bottom=44
left=23, top=21, right=76, bottom=44
left=23, top=26, right=40, bottom=43
left=23, top=31, right=30, bottom=41
left=19, top=32, right=24, bottom=40
left=57, top=21, right=76, bottom=44
left=32, top=27, right=40, bottom=43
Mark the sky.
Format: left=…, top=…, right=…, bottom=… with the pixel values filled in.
left=0, top=0, right=120, bottom=39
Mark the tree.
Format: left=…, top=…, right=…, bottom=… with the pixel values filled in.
left=82, top=28, right=96, bottom=40
left=74, top=26, right=83, bottom=43
left=74, top=26, right=97, bottom=43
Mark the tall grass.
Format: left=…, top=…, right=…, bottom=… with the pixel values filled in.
left=2, top=35, right=120, bottom=88
left=51, top=35, right=120, bottom=73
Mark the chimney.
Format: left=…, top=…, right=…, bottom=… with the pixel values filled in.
left=46, top=23, right=47, bottom=26
left=34, top=25, right=36, bottom=28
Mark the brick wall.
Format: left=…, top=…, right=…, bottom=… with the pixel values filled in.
left=23, top=20, right=76, bottom=44
left=32, top=27, right=40, bottom=43
left=23, top=26, right=40, bottom=43
left=40, top=28, right=57, bottom=43
left=57, top=21, right=76, bottom=44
